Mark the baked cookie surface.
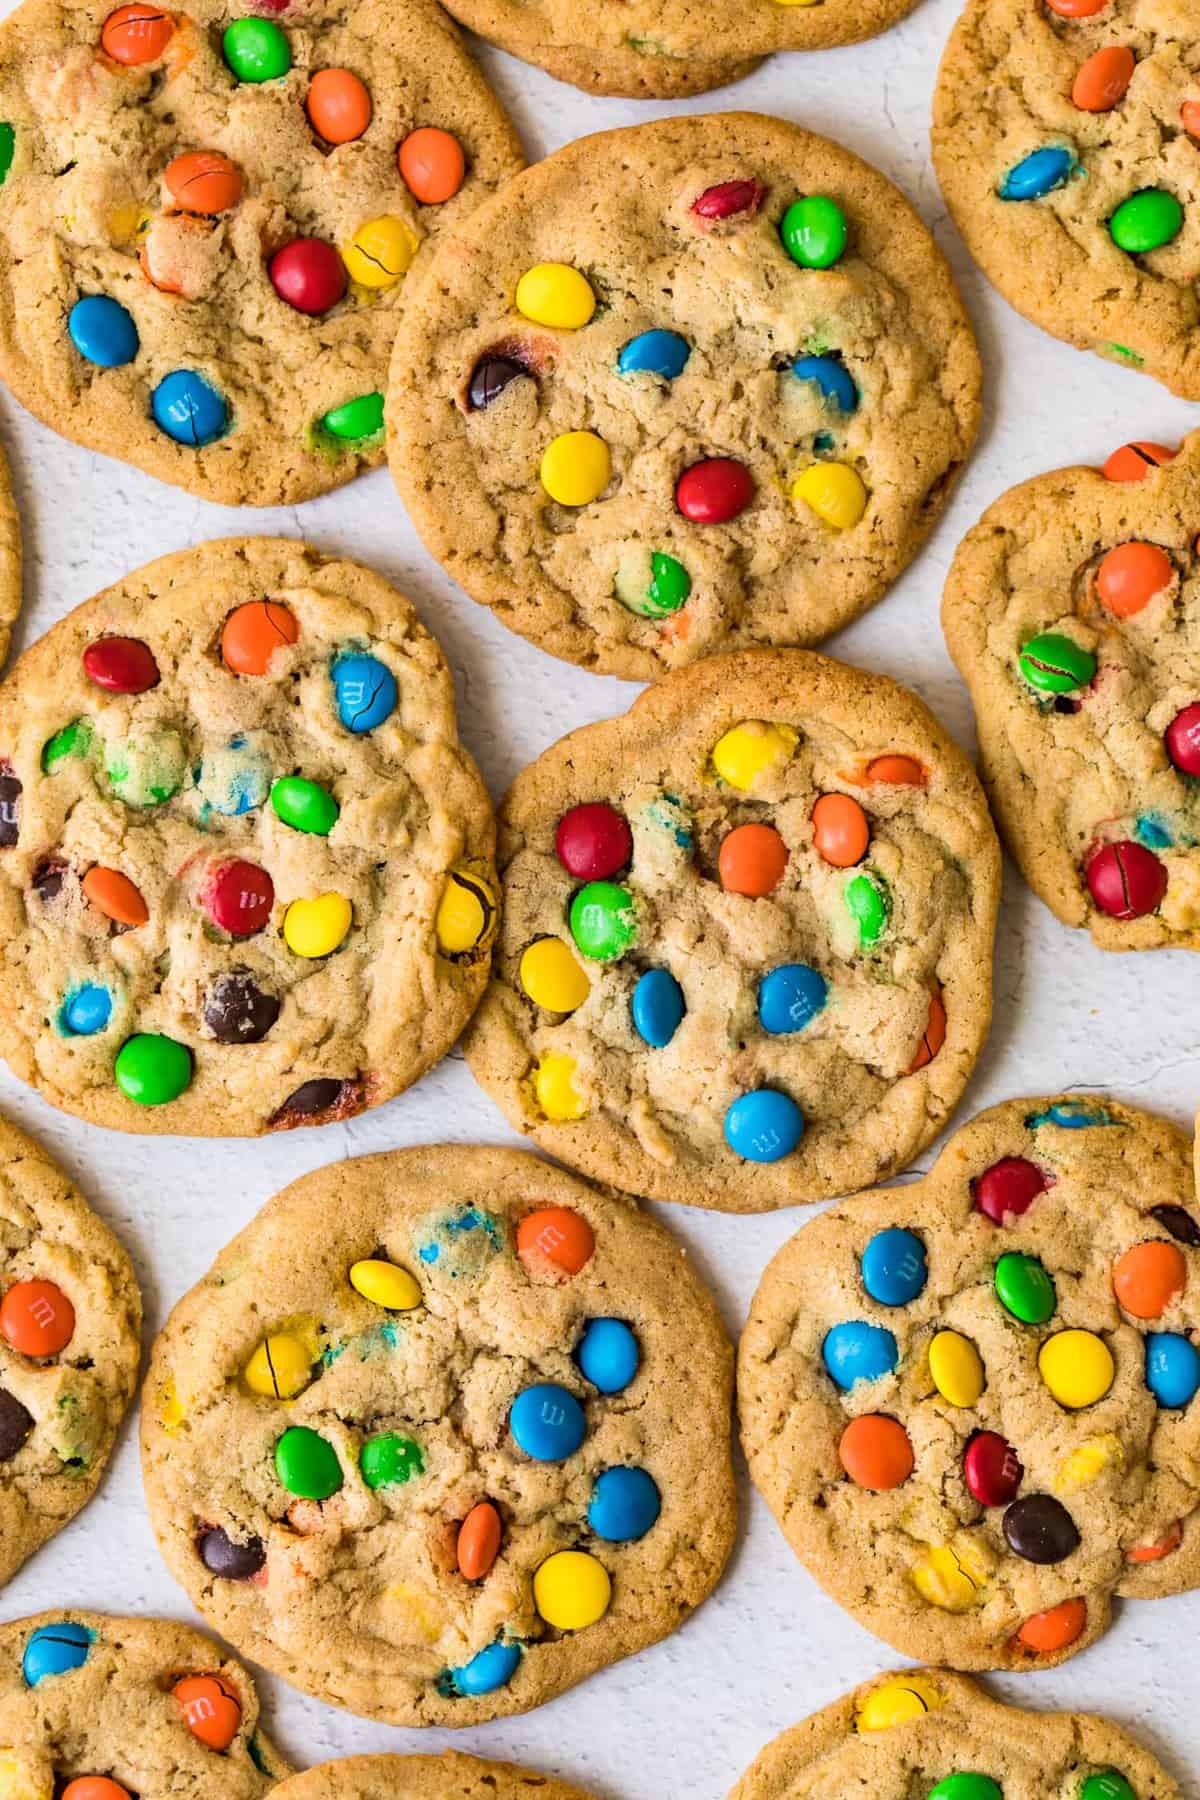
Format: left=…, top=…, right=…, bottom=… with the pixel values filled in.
left=0, top=433, right=21, bottom=670
left=739, top=1096, right=1200, bottom=1671
left=465, top=650, right=999, bottom=1214
left=0, top=0, right=522, bottom=505
left=934, top=0, right=1200, bottom=397
left=0, top=1113, right=139, bottom=1588
left=730, top=1666, right=1183, bottom=1798
left=0, top=1609, right=289, bottom=1795
left=0, top=537, right=495, bottom=1135
left=141, top=1145, right=735, bottom=1725
left=271, top=1752, right=596, bottom=1800
left=388, top=113, right=981, bottom=680
left=943, top=431, right=1200, bottom=951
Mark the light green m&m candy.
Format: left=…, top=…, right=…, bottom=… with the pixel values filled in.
left=929, top=1778, right=1003, bottom=1800
left=360, top=1432, right=424, bottom=1489
left=844, top=870, right=889, bottom=947
left=114, top=1033, right=192, bottom=1106
left=1018, top=632, right=1096, bottom=695
left=271, top=775, right=339, bottom=836
left=223, top=16, right=291, bottom=81
left=0, top=124, right=15, bottom=187
left=42, top=717, right=93, bottom=773
left=614, top=549, right=691, bottom=618
left=275, top=1425, right=343, bottom=1500
left=1081, top=1773, right=1136, bottom=1800
left=780, top=195, right=848, bottom=270
left=1109, top=189, right=1183, bottom=255
left=994, top=1251, right=1056, bottom=1325
left=105, top=726, right=186, bottom=807
left=321, top=392, right=385, bottom=443
left=569, top=880, right=637, bottom=961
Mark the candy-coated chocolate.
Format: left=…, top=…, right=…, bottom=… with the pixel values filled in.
left=964, top=1430, right=1023, bottom=1506
left=534, top=1049, right=586, bottom=1120
left=861, top=1226, right=927, bottom=1306
left=223, top=16, right=291, bottom=80
left=0, top=1278, right=75, bottom=1357
left=1125, top=1518, right=1182, bottom=1563
left=1150, top=1203, right=1200, bottom=1246
left=1109, top=188, right=1183, bottom=253
left=243, top=1332, right=313, bottom=1399
left=275, top=1424, right=343, bottom=1498
left=821, top=1319, right=898, bottom=1389
left=0, top=1387, right=34, bottom=1459
left=457, top=1500, right=502, bottom=1578
left=197, top=1525, right=265, bottom=1578
left=569, top=879, right=636, bottom=960
left=361, top=1431, right=423, bottom=1488
left=1046, top=0, right=1107, bottom=12
left=691, top=179, right=764, bottom=220
left=780, top=194, right=847, bottom=267
left=320, top=393, right=385, bottom=443
left=974, top=1155, right=1048, bottom=1224
left=790, top=460, right=867, bottom=529
left=1112, top=1240, right=1186, bottom=1318
left=533, top=1548, right=610, bottom=1629
left=68, top=295, right=138, bottom=368
left=555, top=802, right=632, bottom=879
left=711, top=720, right=796, bottom=790
left=398, top=127, right=465, bottom=204
left=865, top=753, right=924, bottom=785
left=1003, top=1493, right=1080, bottom=1563
left=1080, top=1777, right=1135, bottom=1800
left=1086, top=840, right=1166, bottom=918
left=1072, top=45, right=1135, bottom=111
left=1183, top=99, right=1200, bottom=139
left=811, top=791, right=869, bottom=866
left=468, top=354, right=527, bottom=411
left=1055, top=1433, right=1123, bottom=1495
left=718, top=821, right=787, bottom=896
left=172, top=1673, right=241, bottom=1751
left=516, top=1206, right=594, bottom=1279
left=929, top=1779, right=1002, bottom=1800
left=22, top=1620, right=92, bottom=1685
left=203, top=858, right=274, bottom=936
left=332, top=650, right=396, bottom=728
left=999, top=145, right=1074, bottom=201
left=151, top=369, right=228, bottom=446
left=197, top=736, right=271, bottom=815
left=906, top=987, right=947, bottom=1073
left=114, top=1032, right=192, bottom=1104
left=791, top=352, right=858, bottom=412
left=42, top=716, right=93, bottom=772
left=306, top=67, right=371, bottom=143
left=838, top=1413, right=913, bottom=1490
left=101, top=3, right=174, bottom=64
left=269, top=238, right=346, bottom=314
left=540, top=430, right=610, bottom=506
left=1145, top=1331, right=1200, bottom=1407
left=0, top=768, right=18, bottom=847
left=631, top=967, right=685, bottom=1046
left=617, top=329, right=690, bottom=380
left=271, top=775, right=339, bottom=836
left=1039, top=1329, right=1114, bottom=1407
left=1103, top=440, right=1175, bottom=481
left=994, top=1251, right=1056, bottom=1323
left=1096, top=540, right=1173, bottom=616
left=105, top=725, right=185, bottom=808
left=576, top=1317, right=639, bottom=1393
left=283, top=892, right=351, bottom=957
left=855, top=1677, right=947, bottom=1735
left=82, top=634, right=158, bottom=693
left=164, top=150, right=242, bottom=214
left=758, top=962, right=827, bottom=1035
left=845, top=869, right=888, bottom=946
left=447, top=1639, right=521, bottom=1696
left=1018, top=631, right=1096, bottom=693
left=909, top=1540, right=989, bottom=1611
left=675, top=456, right=754, bottom=524
left=203, top=970, right=279, bottom=1043
left=83, top=865, right=148, bottom=927
left=60, top=983, right=113, bottom=1037
left=510, top=1381, right=586, bottom=1460
left=515, top=263, right=595, bottom=329
left=342, top=216, right=416, bottom=289
left=588, top=1465, right=660, bottom=1541
left=0, top=122, right=12, bottom=186
left=928, top=1329, right=984, bottom=1407
left=349, top=1258, right=422, bottom=1309
left=1165, top=702, right=1200, bottom=774
left=519, top=937, right=589, bottom=1012
left=1016, top=1596, right=1088, bottom=1652
left=724, top=1088, right=804, bottom=1162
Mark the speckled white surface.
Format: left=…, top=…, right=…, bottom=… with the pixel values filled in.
left=0, top=0, right=1197, bottom=1792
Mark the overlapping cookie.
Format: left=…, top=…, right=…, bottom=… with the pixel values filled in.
left=934, top=0, right=1200, bottom=397
left=0, top=537, right=495, bottom=1135
left=943, top=432, right=1200, bottom=950
left=0, top=1610, right=289, bottom=1796
left=141, top=1146, right=735, bottom=1724
left=0, top=434, right=20, bottom=669
left=0, top=0, right=522, bottom=504
left=388, top=113, right=981, bottom=680
left=730, top=1666, right=1184, bottom=1798
left=465, top=650, right=1000, bottom=1213
left=0, top=1113, right=139, bottom=1591
left=739, top=1097, right=1200, bottom=1670
left=271, top=1752, right=595, bottom=1800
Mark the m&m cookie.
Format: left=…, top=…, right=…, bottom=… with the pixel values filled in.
left=0, top=433, right=19, bottom=670
left=388, top=113, right=981, bottom=679
left=943, top=433, right=1200, bottom=949
left=0, top=1114, right=139, bottom=1591
left=0, top=1611, right=289, bottom=1795
left=730, top=1668, right=1183, bottom=1797
left=464, top=650, right=1000, bottom=1213
left=0, top=0, right=522, bottom=504
left=739, top=1097, right=1200, bottom=1669
left=0, top=538, right=495, bottom=1134
left=141, top=1146, right=734, bottom=1723
left=934, top=0, right=1200, bottom=396
left=271, top=1753, right=596, bottom=1800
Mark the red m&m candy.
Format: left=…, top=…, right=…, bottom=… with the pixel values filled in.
left=203, top=859, right=274, bottom=936
left=269, top=239, right=346, bottom=315
left=964, top=1430, right=1023, bottom=1507
left=974, top=1156, right=1048, bottom=1224
left=555, top=803, right=632, bottom=880
left=0, top=1278, right=75, bottom=1357
left=1086, top=839, right=1167, bottom=918
left=1102, top=441, right=1175, bottom=482
left=82, top=635, right=159, bottom=693
left=1165, top=703, right=1200, bottom=775
left=1095, top=541, right=1173, bottom=617
left=691, top=179, right=765, bottom=221
left=676, top=457, right=753, bottom=524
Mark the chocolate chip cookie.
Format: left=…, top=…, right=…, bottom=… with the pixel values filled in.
left=465, top=649, right=1000, bottom=1214
left=271, top=1753, right=595, bottom=1800
left=0, top=537, right=495, bottom=1135
left=739, top=1096, right=1200, bottom=1671
left=141, top=1145, right=735, bottom=1725
left=387, top=112, right=981, bottom=680
left=942, top=430, right=1200, bottom=950
left=0, top=0, right=522, bottom=504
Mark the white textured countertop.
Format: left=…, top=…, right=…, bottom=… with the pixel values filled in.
left=0, top=0, right=1197, bottom=1792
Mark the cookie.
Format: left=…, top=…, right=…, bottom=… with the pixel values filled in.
left=730, top=1666, right=1183, bottom=1798
left=271, top=1752, right=596, bottom=1800
left=0, top=0, right=522, bottom=505
left=387, top=113, right=981, bottom=680
left=739, top=1095, right=1200, bottom=1671
left=942, top=431, right=1200, bottom=950
left=464, top=650, right=1000, bottom=1214
left=436, top=0, right=920, bottom=100
left=141, top=1145, right=735, bottom=1725
left=0, top=1113, right=139, bottom=1589
left=0, top=537, right=495, bottom=1135
left=933, top=0, right=1200, bottom=397
left=0, top=1609, right=289, bottom=1795
left=0, top=432, right=21, bottom=670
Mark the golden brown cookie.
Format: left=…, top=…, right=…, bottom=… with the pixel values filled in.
left=739, top=1096, right=1200, bottom=1671
left=270, top=1752, right=595, bottom=1800
left=388, top=112, right=981, bottom=680
left=0, top=430, right=21, bottom=670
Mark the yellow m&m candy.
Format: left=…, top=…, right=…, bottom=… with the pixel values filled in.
left=533, top=1549, right=611, bottom=1629
left=244, top=1332, right=314, bottom=1399
left=342, top=216, right=417, bottom=289
left=928, top=1328, right=985, bottom=1407
left=520, top=937, right=590, bottom=1012
left=711, top=720, right=797, bottom=791
left=284, top=892, right=353, bottom=958
left=515, top=262, right=595, bottom=329
left=1038, top=1329, right=1115, bottom=1409
left=790, top=461, right=868, bottom=530
left=435, top=868, right=497, bottom=955
left=350, top=1259, right=422, bottom=1311
left=0, top=1752, right=53, bottom=1800
left=854, top=1672, right=944, bottom=1732
left=534, top=1050, right=587, bottom=1120
left=540, top=431, right=610, bottom=507
left=1054, top=1433, right=1124, bottom=1495
left=910, top=1537, right=989, bottom=1612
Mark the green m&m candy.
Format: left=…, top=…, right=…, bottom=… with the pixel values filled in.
left=569, top=880, right=637, bottom=961
left=0, top=124, right=14, bottom=187
left=614, top=549, right=691, bottom=618
left=360, top=1432, right=424, bottom=1489
left=780, top=196, right=848, bottom=270
left=994, top=1251, right=1056, bottom=1324
left=223, top=17, right=291, bottom=81
left=321, top=392, right=385, bottom=443
left=1081, top=1773, right=1136, bottom=1800
left=271, top=775, right=339, bottom=836
left=1018, top=632, right=1097, bottom=694
left=844, top=870, right=889, bottom=947
left=105, top=726, right=186, bottom=807
left=1109, top=189, right=1183, bottom=255
left=42, top=717, right=93, bottom=773
left=275, top=1425, right=343, bottom=1499
left=114, top=1033, right=192, bottom=1106
left=928, top=1778, right=1003, bottom=1800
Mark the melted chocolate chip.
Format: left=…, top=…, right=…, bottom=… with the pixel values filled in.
left=32, top=857, right=68, bottom=904
left=468, top=354, right=527, bottom=411
left=277, top=1078, right=344, bottom=1116
left=204, top=970, right=281, bottom=1044
left=1003, top=1493, right=1080, bottom=1564
left=0, top=769, right=20, bottom=848
left=0, top=1387, right=33, bottom=1460
left=197, top=1525, right=265, bottom=1580
left=1150, top=1203, right=1200, bottom=1247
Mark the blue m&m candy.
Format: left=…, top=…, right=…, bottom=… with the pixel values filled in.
left=447, top=1639, right=521, bottom=1696
left=151, top=369, right=229, bottom=446
left=510, top=1382, right=586, bottom=1461
left=617, top=329, right=690, bottom=380
left=68, top=295, right=138, bottom=368
left=791, top=354, right=858, bottom=414
left=758, top=963, right=827, bottom=1035
left=1146, top=1331, right=1200, bottom=1408
left=861, top=1227, right=928, bottom=1307
left=631, top=968, right=685, bottom=1047
left=332, top=651, right=398, bottom=733
left=999, top=146, right=1075, bottom=202
left=822, top=1321, right=899, bottom=1390
left=577, top=1318, right=640, bottom=1393
left=588, top=1466, right=661, bottom=1542
left=724, top=1089, right=804, bottom=1163
left=23, top=1620, right=93, bottom=1687
left=60, top=983, right=112, bottom=1037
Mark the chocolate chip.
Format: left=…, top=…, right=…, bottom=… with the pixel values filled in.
left=197, top=1525, right=265, bottom=1580
left=1003, top=1493, right=1080, bottom=1564
left=468, top=355, right=527, bottom=411
left=0, top=769, right=20, bottom=848
left=1150, top=1204, right=1200, bottom=1247
left=0, top=1387, right=33, bottom=1460
left=32, top=857, right=68, bottom=904
left=204, top=971, right=281, bottom=1044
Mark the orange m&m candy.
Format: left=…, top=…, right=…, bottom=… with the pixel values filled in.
left=1103, top=441, right=1175, bottom=482
left=838, top=1414, right=914, bottom=1491
left=1125, top=1518, right=1183, bottom=1563
left=306, top=68, right=372, bottom=144
left=62, top=1783, right=132, bottom=1800
left=1095, top=541, right=1173, bottom=617
left=0, top=1278, right=75, bottom=1357
left=718, top=822, right=788, bottom=897
left=1112, top=1240, right=1186, bottom=1318
left=172, top=1673, right=242, bottom=1750
left=864, top=754, right=925, bottom=786
left=811, top=792, right=869, bottom=868
left=1016, top=1596, right=1087, bottom=1654
left=165, top=150, right=242, bottom=215
left=83, top=866, right=148, bottom=927
left=399, top=127, right=465, bottom=204
left=516, top=1206, right=595, bottom=1280
left=1072, top=45, right=1134, bottom=112
left=221, top=601, right=299, bottom=675
left=1182, top=99, right=1200, bottom=139
left=1046, top=0, right=1108, bottom=16
left=906, top=988, right=947, bottom=1074
left=457, top=1499, right=502, bottom=1579
left=100, top=3, right=174, bottom=64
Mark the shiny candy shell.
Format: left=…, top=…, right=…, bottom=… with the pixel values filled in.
left=151, top=370, right=228, bottom=447
left=555, top=802, right=632, bottom=879
left=1109, top=188, right=1183, bottom=254
left=1080, top=1778, right=1136, bottom=1800
left=540, top=431, right=610, bottom=507
left=0, top=1279, right=75, bottom=1357
left=790, top=461, right=867, bottom=530
left=1086, top=840, right=1166, bottom=918
left=83, top=866, right=147, bottom=927
left=203, top=858, right=274, bottom=936
left=165, top=150, right=242, bottom=214
left=360, top=1432, right=423, bottom=1488
left=69, top=295, right=138, bottom=368
left=928, top=1330, right=984, bottom=1407
left=221, top=599, right=298, bottom=675
left=520, top=937, right=589, bottom=1012
left=811, top=792, right=868, bottom=866
left=534, top=1050, right=586, bottom=1121
left=457, top=1501, right=501, bottom=1578
left=269, top=238, right=346, bottom=314
left=963, top=1431, right=1023, bottom=1506
left=588, top=1465, right=660, bottom=1541
left=1165, top=702, right=1200, bottom=775
left=332, top=651, right=396, bottom=729
left=349, top=1259, right=422, bottom=1310
left=22, top=1621, right=92, bottom=1686
left=718, top=821, right=787, bottom=896
left=758, top=962, right=827, bottom=1035
left=172, top=1674, right=241, bottom=1751
left=974, top=1155, right=1048, bottom=1224
left=1016, top=1596, right=1088, bottom=1653
left=576, top=1318, right=639, bottom=1393
left=435, top=869, right=495, bottom=955
left=271, top=775, right=339, bottom=836
left=398, top=127, right=464, bottom=204
left=283, top=892, right=352, bottom=957
left=509, top=1382, right=586, bottom=1460
left=711, top=720, right=795, bottom=790
left=1018, top=631, right=1096, bottom=693
left=845, top=870, right=888, bottom=946
left=724, top=1088, right=804, bottom=1162
left=516, top=1207, right=594, bottom=1280
left=1103, top=440, right=1175, bottom=481
left=60, top=984, right=112, bottom=1037
left=1038, top=1330, right=1115, bottom=1408
left=101, top=3, right=174, bottom=63
left=838, top=1413, right=913, bottom=1490
left=821, top=1319, right=898, bottom=1389
left=791, top=353, right=858, bottom=412
left=929, top=1780, right=1002, bottom=1800
left=994, top=1251, right=1056, bottom=1323
left=82, top=634, right=158, bottom=693
left=676, top=456, right=753, bottom=524
left=305, top=68, right=371, bottom=144
left=1095, top=540, right=1173, bottom=616
left=569, top=880, right=636, bottom=960
left=223, top=16, right=291, bottom=80
left=244, top=1332, right=313, bottom=1399
left=1145, top=1331, right=1200, bottom=1407
left=999, top=145, right=1074, bottom=202
left=275, top=1425, right=342, bottom=1499
left=114, top=1033, right=192, bottom=1105
left=515, top=263, right=595, bottom=330
left=1003, top=1493, right=1080, bottom=1563
left=1072, top=44, right=1135, bottom=112
left=854, top=1674, right=945, bottom=1731
left=860, top=1226, right=927, bottom=1306
left=342, top=217, right=416, bottom=289
left=320, top=393, right=385, bottom=443
left=617, top=328, right=690, bottom=380
left=779, top=194, right=847, bottom=267
left=1113, top=1239, right=1187, bottom=1318
left=448, top=1640, right=520, bottom=1696
left=631, top=967, right=684, bottom=1047
left=533, top=1549, right=611, bottom=1630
